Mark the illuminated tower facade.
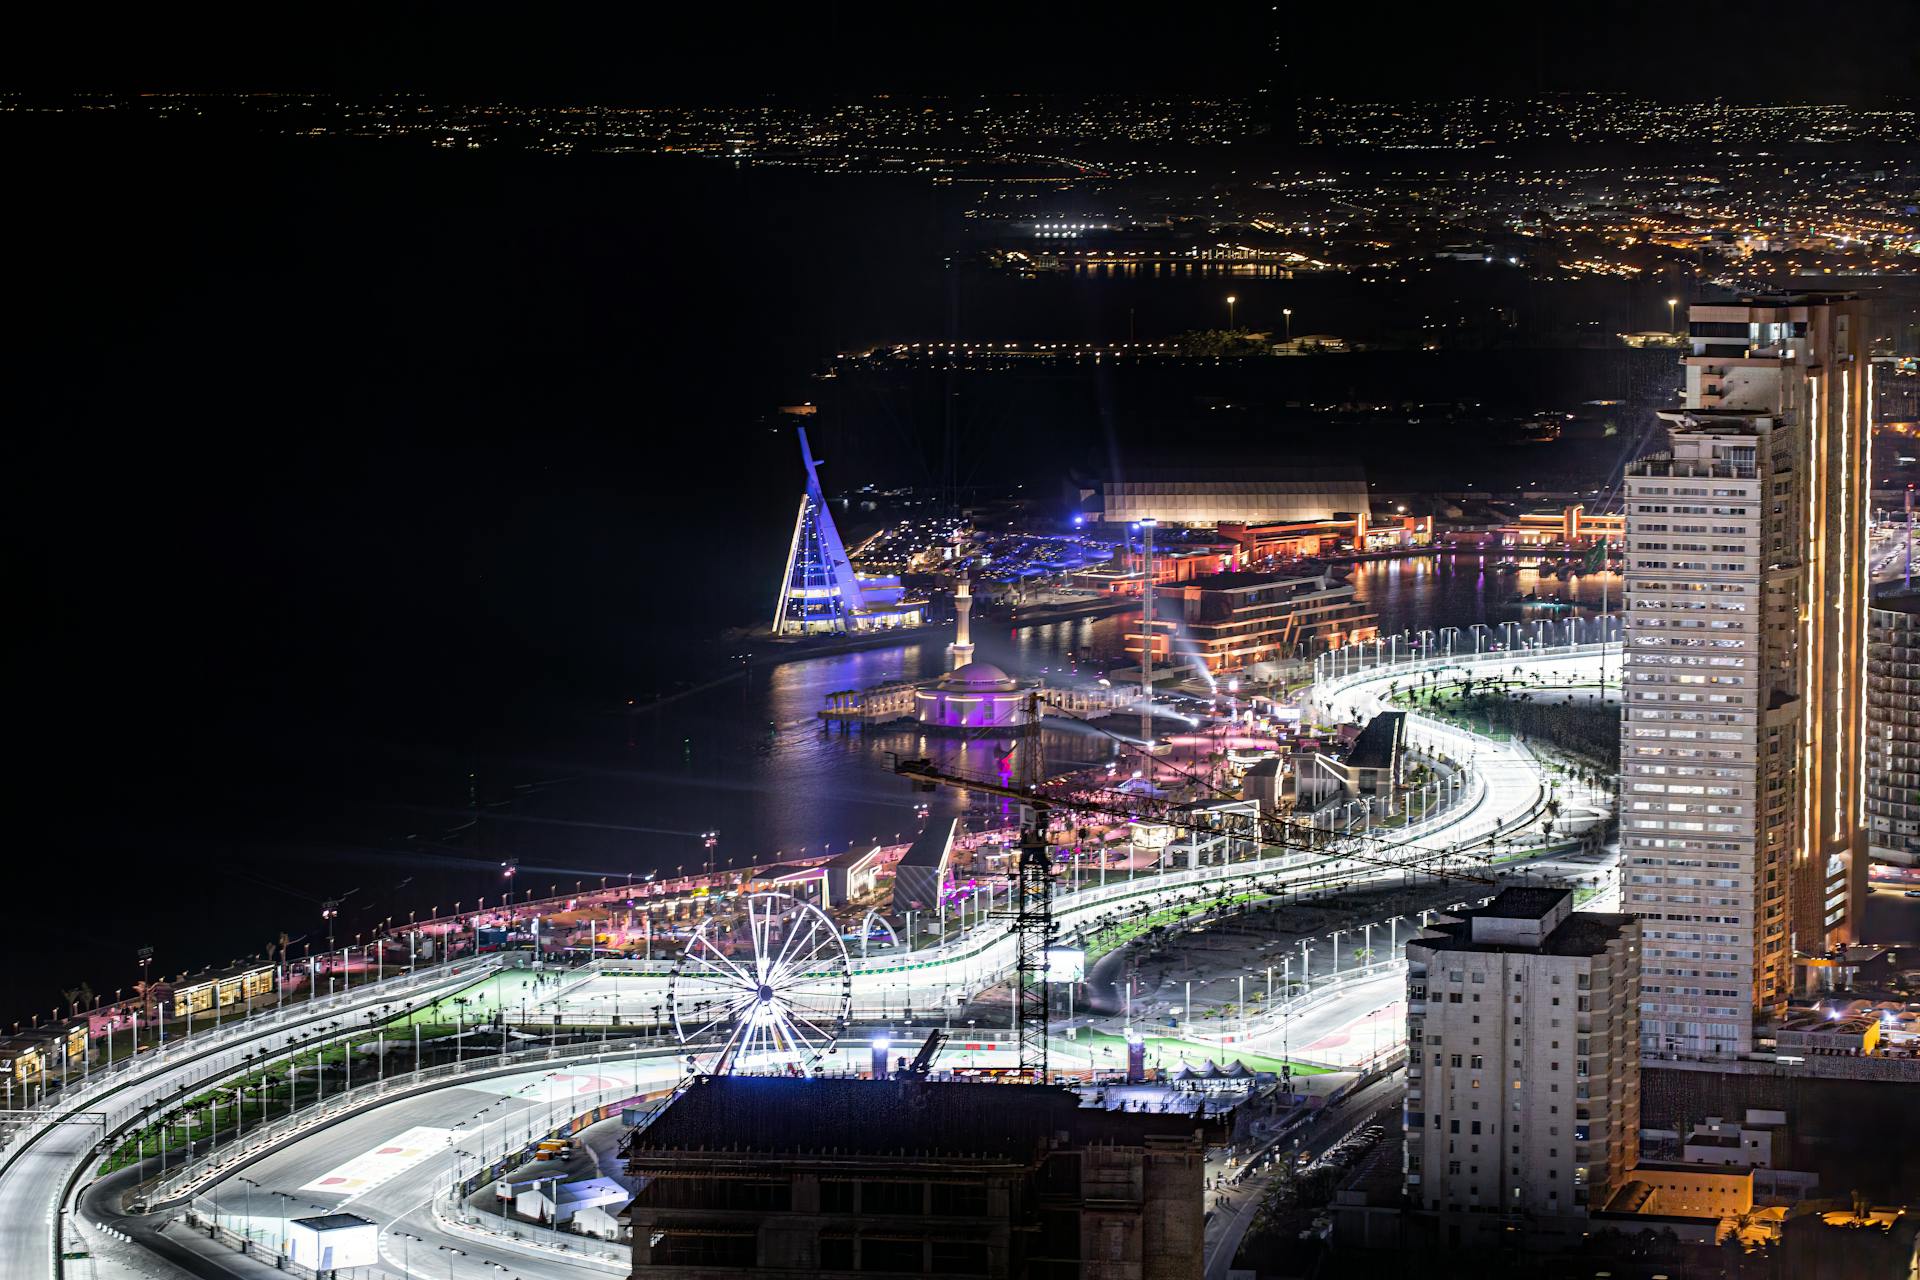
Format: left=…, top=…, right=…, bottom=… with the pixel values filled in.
left=948, top=572, right=975, bottom=670
left=772, top=428, right=926, bottom=637
left=1620, top=294, right=1870, bottom=1059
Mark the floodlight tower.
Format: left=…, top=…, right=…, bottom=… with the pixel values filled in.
left=1139, top=518, right=1157, bottom=747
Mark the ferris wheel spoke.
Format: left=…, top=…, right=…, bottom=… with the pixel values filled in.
left=765, top=904, right=818, bottom=982
left=766, top=914, right=823, bottom=987
left=750, top=897, right=778, bottom=982
left=682, top=990, right=756, bottom=1044
left=784, top=1006, right=840, bottom=1050
left=773, top=1008, right=812, bottom=1058
left=689, top=932, right=757, bottom=989
left=780, top=987, right=844, bottom=1020
left=712, top=1009, right=752, bottom=1069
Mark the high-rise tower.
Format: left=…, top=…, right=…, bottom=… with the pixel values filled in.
left=1620, top=293, right=1870, bottom=1059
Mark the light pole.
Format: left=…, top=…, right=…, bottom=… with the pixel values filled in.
left=235, top=1176, right=260, bottom=1249
left=1331, top=929, right=1348, bottom=977
left=1226, top=294, right=1237, bottom=329
left=1667, top=296, right=1679, bottom=334
left=1282, top=307, right=1293, bottom=343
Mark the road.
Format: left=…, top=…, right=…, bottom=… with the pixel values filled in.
left=0, top=960, right=503, bottom=1280
left=1201, top=1070, right=1406, bottom=1280
left=24, top=643, right=1602, bottom=1278
left=79, top=1053, right=680, bottom=1280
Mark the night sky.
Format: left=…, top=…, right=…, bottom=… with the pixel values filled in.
left=5, top=2, right=1916, bottom=102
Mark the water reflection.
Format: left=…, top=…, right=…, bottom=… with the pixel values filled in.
left=499, top=553, right=1626, bottom=881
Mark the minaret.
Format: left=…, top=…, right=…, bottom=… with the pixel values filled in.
left=948, top=572, right=975, bottom=671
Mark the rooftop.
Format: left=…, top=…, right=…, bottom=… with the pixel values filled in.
left=1481, top=886, right=1574, bottom=920
left=1104, top=465, right=1365, bottom=486
left=1412, top=896, right=1635, bottom=958
left=292, top=1213, right=375, bottom=1233
left=1870, top=590, right=1920, bottom=617
left=628, top=1076, right=1206, bottom=1164
left=1171, top=570, right=1337, bottom=594
left=897, top=817, right=957, bottom=871
left=1345, top=712, right=1404, bottom=771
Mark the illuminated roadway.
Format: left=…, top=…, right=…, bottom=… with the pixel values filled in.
left=0, top=960, right=504, bottom=1280
left=19, top=643, right=1611, bottom=1279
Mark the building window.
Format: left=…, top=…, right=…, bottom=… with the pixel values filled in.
left=861, top=1181, right=926, bottom=1216
left=931, top=1240, right=989, bottom=1274
left=930, top=1183, right=988, bottom=1217
left=862, top=1238, right=924, bottom=1272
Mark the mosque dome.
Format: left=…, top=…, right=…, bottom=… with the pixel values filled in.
left=941, top=661, right=1016, bottom=690
left=916, top=659, right=1029, bottom=728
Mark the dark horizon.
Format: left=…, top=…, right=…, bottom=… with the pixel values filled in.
left=6, top=2, right=1919, bottom=105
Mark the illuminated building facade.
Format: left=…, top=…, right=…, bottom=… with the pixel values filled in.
left=1126, top=570, right=1376, bottom=673
left=1620, top=293, right=1870, bottom=1059
left=914, top=660, right=1032, bottom=728
left=1441, top=505, right=1625, bottom=551
left=1865, top=593, right=1920, bottom=866
left=772, top=428, right=926, bottom=637
left=1098, top=466, right=1368, bottom=528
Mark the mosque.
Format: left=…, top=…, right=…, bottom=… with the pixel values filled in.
left=913, top=573, right=1035, bottom=729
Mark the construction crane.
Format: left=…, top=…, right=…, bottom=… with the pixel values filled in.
left=894, top=745, right=1506, bottom=1084
left=905, top=1028, right=946, bottom=1077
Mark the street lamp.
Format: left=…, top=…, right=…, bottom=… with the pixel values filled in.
left=1226, top=295, right=1237, bottom=329
left=1667, top=296, right=1679, bottom=334
left=1282, top=307, right=1293, bottom=343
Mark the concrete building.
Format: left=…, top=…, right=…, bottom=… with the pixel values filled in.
left=1772, top=1008, right=1882, bottom=1057
left=1677, top=1109, right=1785, bottom=1169
left=1620, top=293, right=1871, bottom=1060
left=891, top=818, right=956, bottom=913
left=1865, top=593, right=1920, bottom=866
left=1438, top=503, right=1625, bottom=551
left=1098, top=466, right=1368, bottom=528
left=1126, top=570, right=1377, bottom=673
left=626, top=1075, right=1206, bottom=1279
left=914, top=661, right=1033, bottom=729
left=1240, top=756, right=1283, bottom=812
left=772, top=845, right=884, bottom=909
left=1294, top=712, right=1406, bottom=811
left=1403, top=888, right=1641, bottom=1245
left=1594, top=1165, right=1755, bottom=1242
left=516, top=1175, right=630, bottom=1226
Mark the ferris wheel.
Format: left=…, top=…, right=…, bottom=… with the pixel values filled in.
left=668, top=891, right=852, bottom=1073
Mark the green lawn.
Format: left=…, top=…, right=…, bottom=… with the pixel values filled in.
left=1075, top=1029, right=1331, bottom=1077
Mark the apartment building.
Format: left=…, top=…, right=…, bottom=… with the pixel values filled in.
left=1620, top=293, right=1870, bottom=1059
left=1403, top=888, right=1642, bottom=1245
left=1865, top=593, right=1920, bottom=866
